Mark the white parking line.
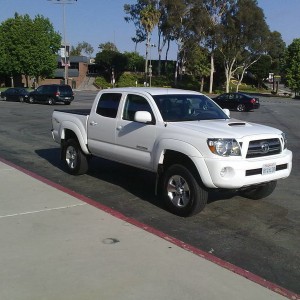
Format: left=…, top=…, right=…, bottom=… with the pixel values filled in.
left=0, top=203, right=86, bottom=219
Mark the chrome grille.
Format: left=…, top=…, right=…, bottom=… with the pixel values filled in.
left=246, top=138, right=281, bottom=158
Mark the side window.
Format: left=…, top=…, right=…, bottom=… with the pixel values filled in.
left=37, top=86, right=44, bottom=93
left=228, top=93, right=234, bottom=100
left=96, top=93, right=122, bottom=118
left=123, top=94, right=153, bottom=121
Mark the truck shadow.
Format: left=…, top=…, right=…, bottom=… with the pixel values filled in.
left=35, top=148, right=237, bottom=213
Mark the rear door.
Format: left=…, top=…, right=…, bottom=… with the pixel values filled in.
left=87, top=92, right=122, bottom=159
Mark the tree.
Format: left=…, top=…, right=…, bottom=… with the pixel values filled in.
left=266, top=31, right=286, bottom=74
left=98, top=42, right=118, bottom=52
left=140, top=4, right=161, bottom=81
left=70, top=41, right=94, bottom=57
left=283, top=38, right=300, bottom=94
left=124, top=1, right=148, bottom=52
left=184, top=44, right=210, bottom=91
left=94, top=46, right=128, bottom=82
left=124, top=51, right=145, bottom=72
left=0, top=13, right=61, bottom=86
left=190, top=0, right=234, bottom=93
left=218, top=0, right=270, bottom=92
left=248, top=54, right=272, bottom=88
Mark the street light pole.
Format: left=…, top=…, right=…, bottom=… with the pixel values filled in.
left=148, top=43, right=156, bottom=87
left=47, top=0, right=77, bottom=85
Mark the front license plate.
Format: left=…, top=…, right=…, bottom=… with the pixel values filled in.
left=262, top=163, right=276, bottom=175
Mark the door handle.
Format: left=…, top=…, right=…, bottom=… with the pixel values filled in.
left=116, top=125, right=123, bottom=131
left=89, top=121, right=98, bottom=126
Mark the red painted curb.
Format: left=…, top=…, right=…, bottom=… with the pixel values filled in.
left=1, top=157, right=299, bottom=300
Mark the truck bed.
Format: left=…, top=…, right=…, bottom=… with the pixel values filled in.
left=54, top=109, right=91, bottom=116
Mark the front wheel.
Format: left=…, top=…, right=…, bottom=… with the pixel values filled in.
left=162, top=164, right=208, bottom=217
left=62, top=139, right=89, bottom=175
left=28, top=96, right=34, bottom=104
left=239, top=181, right=277, bottom=200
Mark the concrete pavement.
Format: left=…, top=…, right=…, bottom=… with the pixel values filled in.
left=0, top=159, right=298, bottom=300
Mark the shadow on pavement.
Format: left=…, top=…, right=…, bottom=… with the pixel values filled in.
left=35, top=147, right=237, bottom=212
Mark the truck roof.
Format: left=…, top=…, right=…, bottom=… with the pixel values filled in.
left=100, top=87, right=204, bottom=96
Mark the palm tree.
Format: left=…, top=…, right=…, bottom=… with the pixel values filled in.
left=140, top=4, right=161, bottom=82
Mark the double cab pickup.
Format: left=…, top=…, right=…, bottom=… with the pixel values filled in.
left=51, top=87, right=292, bottom=216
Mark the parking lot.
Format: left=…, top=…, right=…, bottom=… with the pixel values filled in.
left=0, top=91, right=299, bottom=295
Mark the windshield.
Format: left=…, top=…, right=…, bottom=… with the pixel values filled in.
left=152, top=94, right=229, bottom=122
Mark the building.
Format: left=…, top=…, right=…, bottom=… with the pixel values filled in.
left=38, top=55, right=90, bottom=89
left=0, top=55, right=92, bottom=89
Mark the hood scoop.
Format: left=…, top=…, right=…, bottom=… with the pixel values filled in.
left=228, top=122, right=247, bottom=126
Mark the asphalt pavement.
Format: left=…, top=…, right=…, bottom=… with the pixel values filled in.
left=0, top=158, right=299, bottom=300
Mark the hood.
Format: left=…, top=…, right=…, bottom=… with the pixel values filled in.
left=168, top=118, right=282, bottom=138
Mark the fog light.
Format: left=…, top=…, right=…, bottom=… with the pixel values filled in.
left=220, top=167, right=228, bottom=177
left=220, top=167, right=235, bottom=178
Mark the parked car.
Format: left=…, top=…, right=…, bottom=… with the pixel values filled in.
left=213, top=92, right=260, bottom=112
left=27, top=84, right=74, bottom=105
left=0, top=87, right=29, bottom=102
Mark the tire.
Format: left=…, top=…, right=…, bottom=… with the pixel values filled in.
left=2, top=96, right=6, bottom=101
left=28, top=96, right=34, bottom=104
left=19, top=96, right=24, bottom=103
left=162, top=164, right=208, bottom=217
left=239, top=181, right=277, bottom=200
left=62, top=139, right=89, bottom=175
left=64, top=101, right=71, bottom=105
left=47, top=97, right=55, bottom=105
left=236, top=103, right=246, bottom=112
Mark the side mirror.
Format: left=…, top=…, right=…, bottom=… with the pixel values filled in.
left=134, top=111, right=152, bottom=123
left=223, top=108, right=230, bottom=117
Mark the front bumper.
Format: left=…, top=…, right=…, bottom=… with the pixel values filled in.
left=195, top=150, right=292, bottom=189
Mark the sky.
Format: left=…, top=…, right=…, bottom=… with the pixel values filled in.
left=0, top=0, right=300, bottom=60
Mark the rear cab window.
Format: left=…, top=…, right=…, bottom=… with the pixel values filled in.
left=96, top=93, right=122, bottom=118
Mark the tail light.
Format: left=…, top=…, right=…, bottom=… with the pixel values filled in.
left=55, top=91, right=60, bottom=96
left=250, top=98, right=256, bottom=104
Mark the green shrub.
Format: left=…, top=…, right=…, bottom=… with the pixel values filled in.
left=117, top=73, right=140, bottom=87
left=94, top=76, right=112, bottom=89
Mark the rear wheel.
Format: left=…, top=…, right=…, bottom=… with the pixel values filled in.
left=239, top=181, right=277, bottom=200
left=1, top=96, right=6, bottom=101
left=19, top=96, right=24, bottom=103
left=162, top=164, right=207, bottom=217
left=62, top=139, right=89, bottom=175
left=28, top=96, right=34, bottom=104
left=47, top=97, right=55, bottom=105
left=236, top=103, right=246, bottom=112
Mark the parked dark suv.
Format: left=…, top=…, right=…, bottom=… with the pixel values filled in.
left=28, top=84, right=74, bottom=105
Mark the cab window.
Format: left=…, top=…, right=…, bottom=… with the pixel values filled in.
left=123, top=94, right=154, bottom=122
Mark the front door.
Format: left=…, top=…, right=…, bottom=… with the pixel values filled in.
left=115, top=93, right=157, bottom=170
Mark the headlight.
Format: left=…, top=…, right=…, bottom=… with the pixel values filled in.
left=207, top=138, right=241, bottom=156
left=281, top=133, right=287, bottom=149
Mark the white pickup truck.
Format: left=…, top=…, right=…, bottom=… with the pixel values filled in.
left=51, top=87, right=292, bottom=216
